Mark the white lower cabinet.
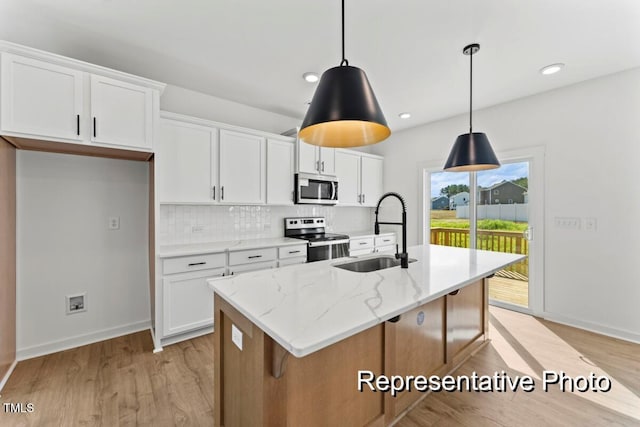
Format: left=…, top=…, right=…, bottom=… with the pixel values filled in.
left=161, top=252, right=226, bottom=338
left=162, top=267, right=224, bottom=337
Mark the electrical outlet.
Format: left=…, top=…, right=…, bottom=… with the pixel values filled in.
left=191, top=225, right=205, bottom=233
left=231, top=324, right=243, bottom=351
left=108, top=216, right=120, bottom=230
left=554, top=217, right=581, bottom=230
left=66, top=293, right=86, bottom=314
left=584, top=217, right=597, bottom=231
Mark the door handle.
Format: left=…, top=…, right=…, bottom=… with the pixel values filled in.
left=93, top=117, right=96, bottom=138
left=212, top=186, right=216, bottom=200
left=76, top=115, right=80, bottom=136
left=221, top=186, right=224, bottom=200
left=523, top=228, right=533, bottom=241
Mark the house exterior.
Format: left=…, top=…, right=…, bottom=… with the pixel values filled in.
left=431, top=196, right=449, bottom=210
left=478, top=181, right=527, bottom=205
left=449, top=191, right=469, bottom=209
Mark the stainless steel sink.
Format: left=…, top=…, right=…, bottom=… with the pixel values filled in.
left=333, top=255, right=417, bottom=273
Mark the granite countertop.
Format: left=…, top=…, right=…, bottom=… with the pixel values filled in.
left=208, top=244, right=524, bottom=358
left=158, top=237, right=305, bottom=258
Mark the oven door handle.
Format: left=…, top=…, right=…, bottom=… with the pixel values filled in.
left=307, top=239, right=350, bottom=248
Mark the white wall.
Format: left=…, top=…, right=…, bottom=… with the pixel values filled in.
left=16, top=151, right=151, bottom=358
left=160, top=84, right=301, bottom=135
left=372, top=68, right=640, bottom=342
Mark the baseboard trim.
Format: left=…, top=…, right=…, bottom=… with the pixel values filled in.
left=0, top=359, right=18, bottom=392
left=160, top=326, right=214, bottom=348
left=542, top=312, right=640, bottom=344
left=16, top=320, right=152, bottom=361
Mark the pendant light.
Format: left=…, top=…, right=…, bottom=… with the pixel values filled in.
left=299, top=0, right=390, bottom=147
left=444, top=43, right=500, bottom=172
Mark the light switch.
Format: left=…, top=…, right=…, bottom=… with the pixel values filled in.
left=231, top=324, right=243, bottom=351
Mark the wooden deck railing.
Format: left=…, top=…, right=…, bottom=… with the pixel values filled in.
left=430, top=227, right=528, bottom=277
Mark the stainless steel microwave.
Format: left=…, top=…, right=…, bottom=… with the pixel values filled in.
left=294, top=173, right=338, bottom=205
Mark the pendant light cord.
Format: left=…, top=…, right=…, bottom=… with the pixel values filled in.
left=341, top=0, right=349, bottom=66
left=469, top=48, right=473, bottom=133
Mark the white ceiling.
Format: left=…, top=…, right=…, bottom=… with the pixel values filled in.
left=1, top=0, right=639, bottom=133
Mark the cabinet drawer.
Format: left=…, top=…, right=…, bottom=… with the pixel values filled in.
left=228, top=260, right=277, bottom=275
left=349, top=237, right=374, bottom=251
left=375, top=234, right=396, bottom=247
left=374, top=245, right=396, bottom=254
left=163, top=252, right=226, bottom=275
left=228, top=247, right=277, bottom=266
left=278, top=244, right=307, bottom=259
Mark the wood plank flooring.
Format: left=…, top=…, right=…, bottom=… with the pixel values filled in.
left=0, top=331, right=214, bottom=426
left=1, top=309, right=639, bottom=426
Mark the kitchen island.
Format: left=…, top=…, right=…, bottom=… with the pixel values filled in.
left=208, top=244, right=524, bottom=426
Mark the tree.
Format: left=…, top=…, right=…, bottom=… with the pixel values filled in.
left=440, top=184, right=469, bottom=198
left=512, top=177, right=528, bottom=189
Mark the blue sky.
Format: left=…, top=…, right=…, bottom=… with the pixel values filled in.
left=430, top=162, right=529, bottom=198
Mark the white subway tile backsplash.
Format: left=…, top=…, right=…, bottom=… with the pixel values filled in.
left=159, top=204, right=374, bottom=245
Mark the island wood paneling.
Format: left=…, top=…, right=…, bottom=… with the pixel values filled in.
left=384, top=298, right=446, bottom=422
left=214, top=294, right=384, bottom=427
left=0, top=137, right=16, bottom=384
left=446, top=279, right=484, bottom=364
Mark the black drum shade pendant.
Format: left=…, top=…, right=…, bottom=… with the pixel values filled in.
left=444, top=44, right=499, bottom=172
left=299, top=0, right=390, bottom=147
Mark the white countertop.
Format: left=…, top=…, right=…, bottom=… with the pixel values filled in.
left=158, top=237, right=304, bottom=258
left=208, top=244, right=524, bottom=358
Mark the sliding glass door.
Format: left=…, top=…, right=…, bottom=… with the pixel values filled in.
left=425, top=149, right=542, bottom=315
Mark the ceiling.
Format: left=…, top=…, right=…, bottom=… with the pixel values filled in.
left=1, top=0, right=639, bottom=133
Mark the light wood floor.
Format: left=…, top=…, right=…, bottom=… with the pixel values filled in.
left=1, top=309, right=639, bottom=426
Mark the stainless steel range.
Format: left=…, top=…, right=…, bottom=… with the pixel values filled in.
left=284, top=217, right=349, bottom=262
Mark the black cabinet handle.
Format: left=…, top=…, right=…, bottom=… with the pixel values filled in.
left=212, top=186, right=216, bottom=200
left=76, top=115, right=80, bottom=136
left=383, top=239, right=391, bottom=242
left=93, top=117, right=96, bottom=138
left=248, top=255, right=262, bottom=259
left=387, top=315, right=401, bottom=323
left=448, top=289, right=460, bottom=296
left=188, top=262, right=206, bottom=267
left=221, top=186, right=224, bottom=200
left=359, top=242, right=367, bottom=245
left=288, top=250, right=301, bottom=254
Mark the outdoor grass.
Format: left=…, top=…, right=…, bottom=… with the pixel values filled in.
left=430, top=210, right=528, bottom=232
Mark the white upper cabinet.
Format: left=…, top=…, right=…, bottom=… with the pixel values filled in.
left=0, top=43, right=164, bottom=152
left=90, top=75, right=153, bottom=150
left=1, top=53, right=83, bottom=141
left=335, top=150, right=361, bottom=205
left=296, top=138, right=336, bottom=175
left=267, top=138, right=295, bottom=205
left=219, top=129, right=266, bottom=204
left=157, top=118, right=218, bottom=203
left=335, top=150, right=384, bottom=207
left=360, top=155, right=384, bottom=206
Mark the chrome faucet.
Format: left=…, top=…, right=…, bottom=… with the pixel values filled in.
left=374, top=192, right=408, bottom=268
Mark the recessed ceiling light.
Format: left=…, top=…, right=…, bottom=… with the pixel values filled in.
left=303, top=72, right=319, bottom=83
left=398, top=112, right=411, bottom=119
left=540, top=63, right=565, bottom=75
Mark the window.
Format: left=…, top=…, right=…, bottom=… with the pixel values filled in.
left=508, top=199, right=514, bottom=204
left=493, top=189, right=500, bottom=195
left=494, top=199, right=500, bottom=204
